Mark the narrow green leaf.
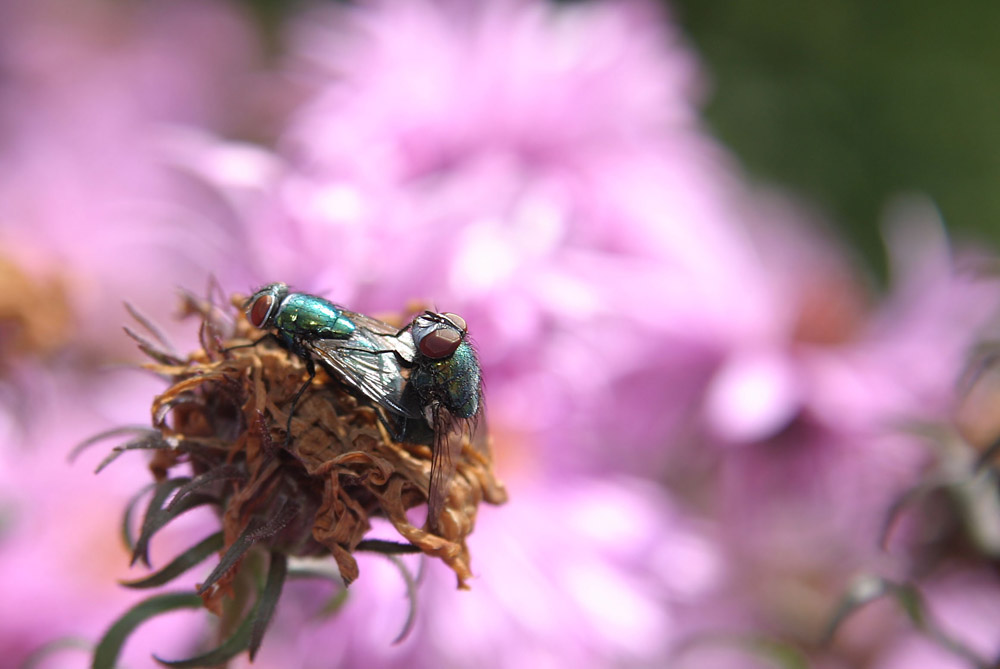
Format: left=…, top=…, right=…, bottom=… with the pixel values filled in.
left=123, top=324, right=183, bottom=366
left=22, top=636, right=91, bottom=669
left=249, top=552, right=288, bottom=660
left=893, top=583, right=927, bottom=627
left=747, top=638, right=810, bottom=669
left=95, top=434, right=175, bottom=474
left=879, top=480, right=946, bottom=551
left=287, top=563, right=349, bottom=616
left=671, top=632, right=808, bottom=669
left=382, top=554, right=419, bottom=645
left=132, top=478, right=193, bottom=567
left=825, top=576, right=992, bottom=668
left=975, top=436, right=1000, bottom=471
left=92, top=592, right=203, bottom=669
left=287, top=565, right=342, bottom=583
left=124, top=302, right=176, bottom=354
left=154, top=604, right=256, bottom=668
left=69, top=425, right=156, bottom=463
left=822, top=574, right=891, bottom=645
left=122, top=482, right=157, bottom=553
left=121, top=532, right=225, bottom=589
left=197, top=501, right=297, bottom=595
left=165, top=465, right=246, bottom=512
left=318, top=587, right=350, bottom=617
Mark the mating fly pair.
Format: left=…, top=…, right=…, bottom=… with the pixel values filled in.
left=243, top=282, right=484, bottom=534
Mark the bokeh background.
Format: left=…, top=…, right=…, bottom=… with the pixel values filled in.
left=2, top=0, right=1000, bottom=667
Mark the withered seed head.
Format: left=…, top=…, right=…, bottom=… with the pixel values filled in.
left=141, top=291, right=506, bottom=611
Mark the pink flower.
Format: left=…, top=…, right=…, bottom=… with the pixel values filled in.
left=89, top=1, right=761, bottom=665
left=164, top=0, right=773, bottom=479
left=0, top=0, right=260, bottom=356
left=692, top=197, right=1000, bottom=662
left=1, top=0, right=996, bottom=666
left=0, top=371, right=213, bottom=667
left=875, top=570, right=1000, bottom=668
left=0, top=1, right=262, bottom=663
left=244, top=475, right=727, bottom=669
left=147, top=3, right=1000, bottom=664
left=705, top=199, right=998, bottom=554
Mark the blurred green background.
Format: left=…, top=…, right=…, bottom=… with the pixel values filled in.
left=670, top=0, right=1000, bottom=279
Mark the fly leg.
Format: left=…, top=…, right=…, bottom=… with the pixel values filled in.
left=374, top=385, right=433, bottom=445
left=373, top=407, right=405, bottom=442
left=284, top=357, right=317, bottom=449
left=223, top=332, right=279, bottom=353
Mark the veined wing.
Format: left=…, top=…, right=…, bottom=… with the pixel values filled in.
left=467, top=405, right=490, bottom=458
left=341, top=310, right=417, bottom=364
left=307, top=330, right=416, bottom=418
left=426, top=406, right=469, bottom=534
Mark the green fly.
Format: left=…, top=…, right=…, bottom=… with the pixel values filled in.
left=243, top=283, right=416, bottom=437
left=392, top=311, right=487, bottom=533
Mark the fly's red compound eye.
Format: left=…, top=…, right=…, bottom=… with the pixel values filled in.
left=248, top=294, right=274, bottom=328
left=441, top=312, right=467, bottom=334
left=418, top=326, right=462, bottom=359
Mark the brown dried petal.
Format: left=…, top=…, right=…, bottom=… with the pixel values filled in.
left=133, top=292, right=506, bottom=605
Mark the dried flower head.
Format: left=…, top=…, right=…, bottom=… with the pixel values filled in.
left=0, top=257, right=72, bottom=364
left=85, top=289, right=506, bottom=665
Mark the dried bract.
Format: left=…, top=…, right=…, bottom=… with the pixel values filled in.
left=88, top=291, right=506, bottom=665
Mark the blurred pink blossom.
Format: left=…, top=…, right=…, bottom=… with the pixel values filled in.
left=875, top=570, right=1000, bottom=669
left=0, top=0, right=996, bottom=667
left=0, top=0, right=261, bottom=356
left=149, top=1, right=1000, bottom=665
left=707, top=199, right=999, bottom=557
left=241, top=476, right=726, bottom=669
left=164, top=0, right=773, bottom=478
left=0, top=0, right=261, bottom=663
left=0, top=370, right=215, bottom=667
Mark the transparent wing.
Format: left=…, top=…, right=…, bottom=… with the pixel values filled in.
left=341, top=310, right=417, bottom=364
left=468, top=406, right=490, bottom=458
left=426, top=406, right=465, bottom=534
left=307, top=331, right=416, bottom=418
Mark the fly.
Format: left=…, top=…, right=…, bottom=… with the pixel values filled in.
left=242, top=283, right=416, bottom=439
left=392, top=311, right=486, bottom=534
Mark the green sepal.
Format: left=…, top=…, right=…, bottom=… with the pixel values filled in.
left=823, top=575, right=990, bottom=668
left=123, top=302, right=178, bottom=357
left=671, top=632, right=809, bottom=669
left=123, top=323, right=183, bottom=367
left=92, top=592, right=204, bottom=669
left=287, top=563, right=349, bottom=616
left=878, top=479, right=948, bottom=551
left=384, top=554, right=419, bottom=645
left=249, top=552, right=288, bottom=660
left=22, top=636, right=91, bottom=669
left=165, top=465, right=246, bottom=513
left=154, top=552, right=290, bottom=667
left=95, top=434, right=176, bottom=474
left=822, top=575, right=901, bottom=644
left=132, top=477, right=192, bottom=567
left=121, top=532, right=225, bottom=589
left=68, top=426, right=157, bottom=463
left=196, top=501, right=297, bottom=595
left=153, top=605, right=255, bottom=668
left=122, top=482, right=157, bottom=553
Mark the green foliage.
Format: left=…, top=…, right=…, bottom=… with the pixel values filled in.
left=92, top=592, right=204, bottom=669
left=672, top=0, right=1000, bottom=278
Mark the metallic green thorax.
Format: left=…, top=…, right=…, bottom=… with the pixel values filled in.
left=274, top=293, right=355, bottom=347
left=410, top=341, right=481, bottom=419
